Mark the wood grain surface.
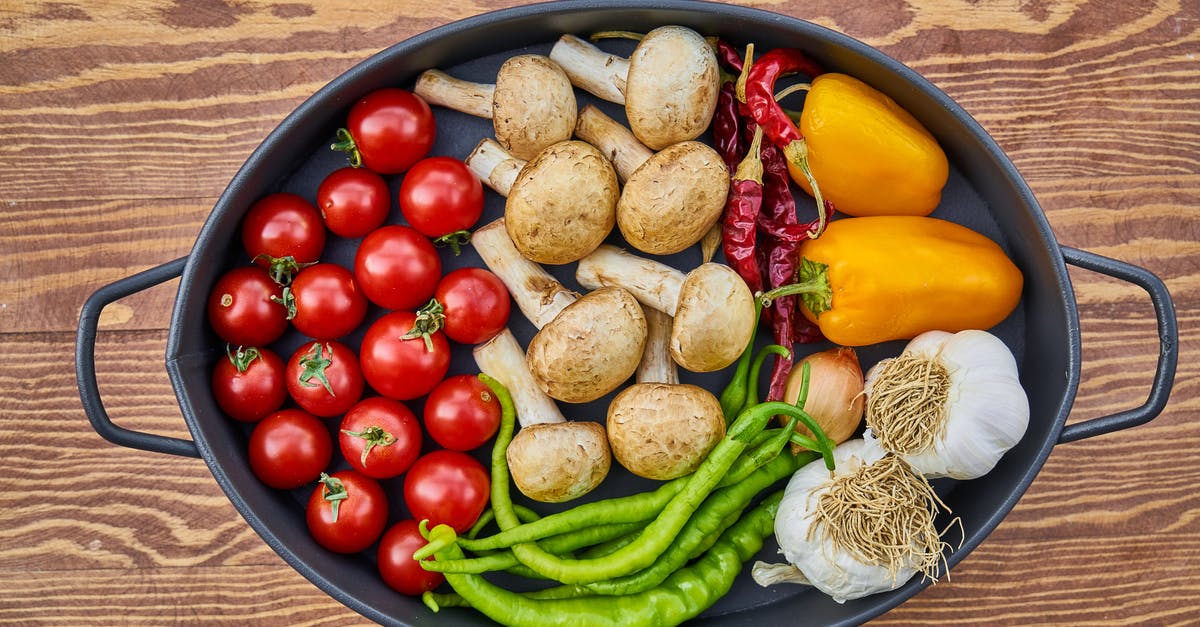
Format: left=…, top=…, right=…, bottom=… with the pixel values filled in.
left=2, top=0, right=1197, bottom=625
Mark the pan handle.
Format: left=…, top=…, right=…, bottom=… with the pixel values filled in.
left=1057, top=247, right=1178, bottom=443
left=76, top=257, right=200, bottom=458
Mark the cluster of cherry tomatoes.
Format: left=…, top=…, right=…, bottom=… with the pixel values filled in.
left=204, top=88, right=511, bottom=595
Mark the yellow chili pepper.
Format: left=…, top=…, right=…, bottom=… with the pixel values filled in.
left=765, top=216, right=1023, bottom=347
left=788, top=73, right=949, bottom=217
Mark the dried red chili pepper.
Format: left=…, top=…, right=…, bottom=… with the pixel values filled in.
left=715, top=38, right=744, bottom=73
left=743, top=47, right=830, bottom=238
left=713, top=81, right=747, bottom=172
left=756, top=138, right=801, bottom=401
left=722, top=127, right=765, bottom=295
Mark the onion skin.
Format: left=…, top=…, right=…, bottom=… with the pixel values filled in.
left=783, top=347, right=864, bottom=444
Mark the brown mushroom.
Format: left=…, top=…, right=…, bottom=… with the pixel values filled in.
left=414, top=54, right=576, bottom=160
left=466, top=138, right=618, bottom=265
left=607, top=307, right=726, bottom=480
left=550, top=26, right=720, bottom=150
left=474, top=328, right=611, bottom=502
left=577, top=244, right=755, bottom=373
left=574, top=105, right=728, bottom=256
left=472, top=219, right=646, bottom=403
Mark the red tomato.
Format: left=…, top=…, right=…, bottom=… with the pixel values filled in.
left=338, top=397, right=423, bottom=479
left=207, top=266, right=289, bottom=347
left=360, top=311, right=450, bottom=401
left=403, top=450, right=489, bottom=533
left=306, top=470, right=388, bottom=554
left=398, top=156, right=484, bottom=239
left=287, top=263, right=368, bottom=340
left=353, top=225, right=442, bottom=311
left=316, top=167, right=391, bottom=238
left=423, top=375, right=502, bottom=451
left=334, top=88, right=435, bottom=175
left=241, top=193, right=326, bottom=282
left=377, top=519, right=444, bottom=595
left=248, top=409, right=332, bottom=489
left=212, top=346, right=287, bottom=423
left=433, top=267, right=511, bottom=345
left=285, top=340, right=365, bottom=417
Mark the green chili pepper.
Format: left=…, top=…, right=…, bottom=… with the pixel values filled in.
left=500, top=400, right=799, bottom=584
left=457, top=478, right=686, bottom=553
left=718, top=298, right=764, bottom=421
left=422, top=521, right=643, bottom=575
left=421, top=489, right=786, bottom=626
left=745, top=344, right=791, bottom=408
left=583, top=455, right=802, bottom=595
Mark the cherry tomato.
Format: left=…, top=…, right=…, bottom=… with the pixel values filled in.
left=211, top=346, right=287, bottom=423
left=353, top=225, right=442, bottom=311
left=403, top=450, right=489, bottom=533
left=377, top=519, right=444, bottom=595
left=306, top=470, right=388, bottom=554
left=248, top=409, right=332, bottom=490
left=338, top=397, right=422, bottom=479
left=286, top=263, right=368, bottom=340
left=206, top=266, right=288, bottom=347
left=398, top=156, right=484, bottom=239
left=333, top=88, right=435, bottom=175
left=316, top=167, right=390, bottom=238
left=433, top=267, right=510, bottom=345
left=241, top=192, right=326, bottom=283
left=285, top=340, right=365, bottom=417
left=360, top=311, right=450, bottom=401
left=423, top=375, right=502, bottom=451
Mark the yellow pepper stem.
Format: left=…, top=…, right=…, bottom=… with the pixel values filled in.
left=759, top=257, right=831, bottom=317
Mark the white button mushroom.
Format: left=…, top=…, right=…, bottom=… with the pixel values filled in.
left=607, top=307, right=726, bottom=481
left=576, top=244, right=755, bottom=373
left=550, top=26, right=720, bottom=150
left=574, top=105, right=728, bottom=256
left=465, top=138, right=618, bottom=265
left=472, top=219, right=646, bottom=404
left=414, top=54, right=577, bottom=160
left=474, top=328, right=611, bottom=503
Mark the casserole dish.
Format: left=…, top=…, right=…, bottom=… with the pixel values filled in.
left=75, top=1, right=1178, bottom=624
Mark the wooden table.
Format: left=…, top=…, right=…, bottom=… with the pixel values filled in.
left=2, top=0, right=1195, bottom=624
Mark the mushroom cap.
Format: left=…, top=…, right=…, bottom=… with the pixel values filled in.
left=607, top=383, right=725, bottom=480
left=493, top=54, right=578, bottom=160
left=506, top=140, right=620, bottom=265
left=625, top=25, right=720, bottom=150
left=617, top=141, right=729, bottom=255
left=526, top=286, right=647, bottom=403
left=671, top=263, right=756, bottom=372
left=506, top=421, right=611, bottom=503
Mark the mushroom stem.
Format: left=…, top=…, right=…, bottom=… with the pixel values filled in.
left=473, top=329, right=564, bottom=426
left=413, top=69, right=496, bottom=118
left=576, top=244, right=685, bottom=316
left=471, top=218, right=579, bottom=328
left=574, top=105, right=654, bottom=183
left=415, top=55, right=577, bottom=160
left=636, top=307, right=678, bottom=386
left=466, top=138, right=525, bottom=196
left=474, top=328, right=612, bottom=503
left=577, top=244, right=756, bottom=373
left=549, top=34, right=630, bottom=104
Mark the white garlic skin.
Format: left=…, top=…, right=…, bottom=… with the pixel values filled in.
left=863, top=329, right=1030, bottom=480
left=774, top=439, right=919, bottom=603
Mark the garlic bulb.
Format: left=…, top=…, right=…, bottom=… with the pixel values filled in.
left=766, top=439, right=950, bottom=603
left=862, top=329, right=1029, bottom=480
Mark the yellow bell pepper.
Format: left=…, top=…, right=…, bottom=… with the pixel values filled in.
left=768, top=216, right=1022, bottom=347
left=788, top=73, right=949, bottom=217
